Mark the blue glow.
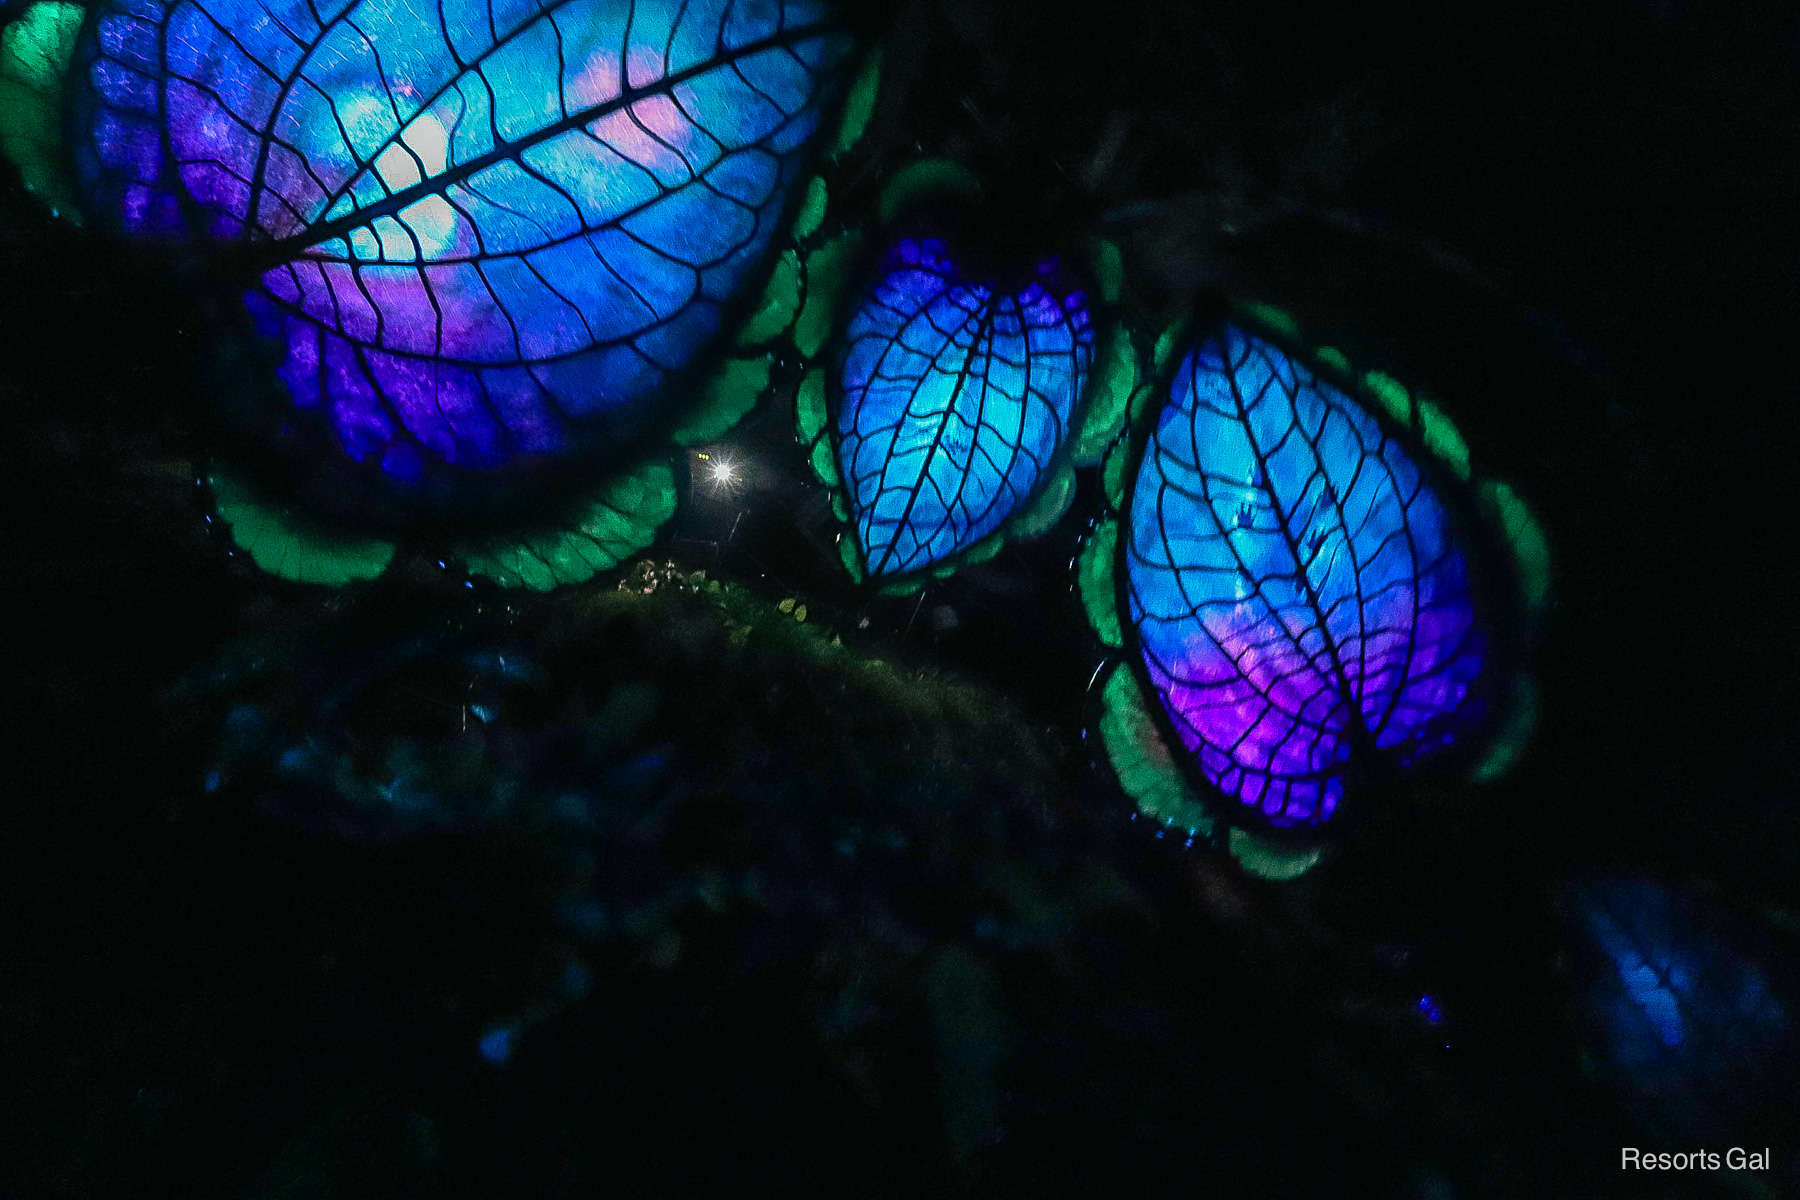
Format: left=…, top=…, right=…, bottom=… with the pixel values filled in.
left=1125, top=328, right=1484, bottom=827
left=835, top=237, right=1094, bottom=576
left=1416, top=995, right=1444, bottom=1024
left=477, top=1025, right=515, bottom=1065
left=1576, top=881, right=1789, bottom=1087
left=71, top=0, right=856, bottom=489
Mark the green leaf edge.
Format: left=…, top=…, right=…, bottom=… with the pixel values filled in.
left=876, top=157, right=983, bottom=226
left=1100, top=428, right=1134, bottom=510
left=734, top=250, right=804, bottom=348
left=1086, top=237, right=1124, bottom=305
left=455, top=458, right=679, bottom=592
left=1479, top=479, right=1552, bottom=624
left=830, top=48, right=882, bottom=158
left=1098, top=665, right=1325, bottom=881
left=207, top=466, right=396, bottom=586
left=671, top=354, right=772, bottom=446
left=1070, top=325, right=1138, bottom=467
left=796, top=366, right=828, bottom=442
left=1008, top=462, right=1076, bottom=539
left=792, top=175, right=829, bottom=242
left=794, top=230, right=863, bottom=360
left=1469, top=675, right=1539, bottom=784
left=1097, top=667, right=1214, bottom=838
left=0, top=0, right=84, bottom=222
left=1078, top=518, right=1122, bottom=648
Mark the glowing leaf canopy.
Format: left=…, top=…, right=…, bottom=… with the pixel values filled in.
left=68, top=0, right=857, bottom=492
left=1125, top=326, right=1486, bottom=829
left=834, top=236, right=1094, bottom=578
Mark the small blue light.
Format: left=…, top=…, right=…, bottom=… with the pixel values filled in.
left=477, top=1026, right=515, bottom=1065
left=1417, top=995, right=1444, bottom=1024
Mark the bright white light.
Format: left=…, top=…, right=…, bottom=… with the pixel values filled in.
left=709, top=460, right=737, bottom=485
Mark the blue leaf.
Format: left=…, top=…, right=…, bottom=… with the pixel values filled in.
left=69, top=0, right=856, bottom=490
left=1124, top=326, right=1486, bottom=828
left=834, top=236, right=1094, bottom=577
left=1573, top=881, right=1790, bottom=1096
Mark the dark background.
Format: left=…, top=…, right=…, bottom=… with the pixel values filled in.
left=2, top=0, right=1796, bottom=1195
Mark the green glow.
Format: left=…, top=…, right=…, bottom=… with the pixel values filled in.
left=1314, top=346, right=1351, bottom=375
left=1359, top=371, right=1472, bottom=480
left=952, top=531, right=1004, bottom=570
left=1009, top=463, right=1075, bottom=539
left=1099, top=665, right=1326, bottom=880
left=794, top=231, right=862, bottom=359
left=1470, top=676, right=1539, bottom=783
left=1227, top=828, right=1325, bottom=881
left=457, top=460, right=678, bottom=591
left=831, top=49, right=882, bottom=157
left=1070, top=326, right=1136, bottom=467
left=1098, top=667, right=1215, bottom=837
left=1416, top=396, right=1471, bottom=480
left=0, top=0, right=83, bottom=220
left=837, top=533, right=864, bottom=583
left=795, top=369, right=828, bottom=442
left=1481, top=479, right=1552, bottom=621
left=1088, top=237, right=1124, bottom=305
left=1101, top=435, right=1130, bottom=509
left=792, top=176, right=829, bottom=241
left=671, top=354, right=771, bottom=445
left=1235, top=300, right=1301, bottom=344
left=1078, top=519, right=1122, bottom=648
left=808, top=435, right=840, bottom=489
left=736, top=250, right=804, bottom=347
left=876, top=158, right=982, bottom=226
left=1151, top=320, right=1187, bottom=373
left=208, top=468, right=395, bottom=585
left=1361, top=368, right=1412, bottom=427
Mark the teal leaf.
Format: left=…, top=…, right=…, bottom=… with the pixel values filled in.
left=833, top=236, right=1095, bottom=578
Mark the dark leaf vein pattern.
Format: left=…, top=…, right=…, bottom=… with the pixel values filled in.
left=1125, top=327, right=1484, bottom=828
left=835, top=237, right=1092, bottom=577
left=72, top=0, right=854, bottom=484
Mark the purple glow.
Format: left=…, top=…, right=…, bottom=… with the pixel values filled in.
left=1126, top=329, right=1486, bottom=828
left=72, top=0, right=855, bottom=493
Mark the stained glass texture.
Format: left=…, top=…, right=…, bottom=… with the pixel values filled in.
left=835, top=237, right=1092, bottom=576
left=1125, top=328, right=1484, bottom=827
left=71, top=0, right=853, bottom=485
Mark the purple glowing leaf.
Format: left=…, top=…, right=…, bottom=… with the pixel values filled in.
left=1124, top=326, right=1486, bottom=829
left=68, top=0, right=857, bottom=496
